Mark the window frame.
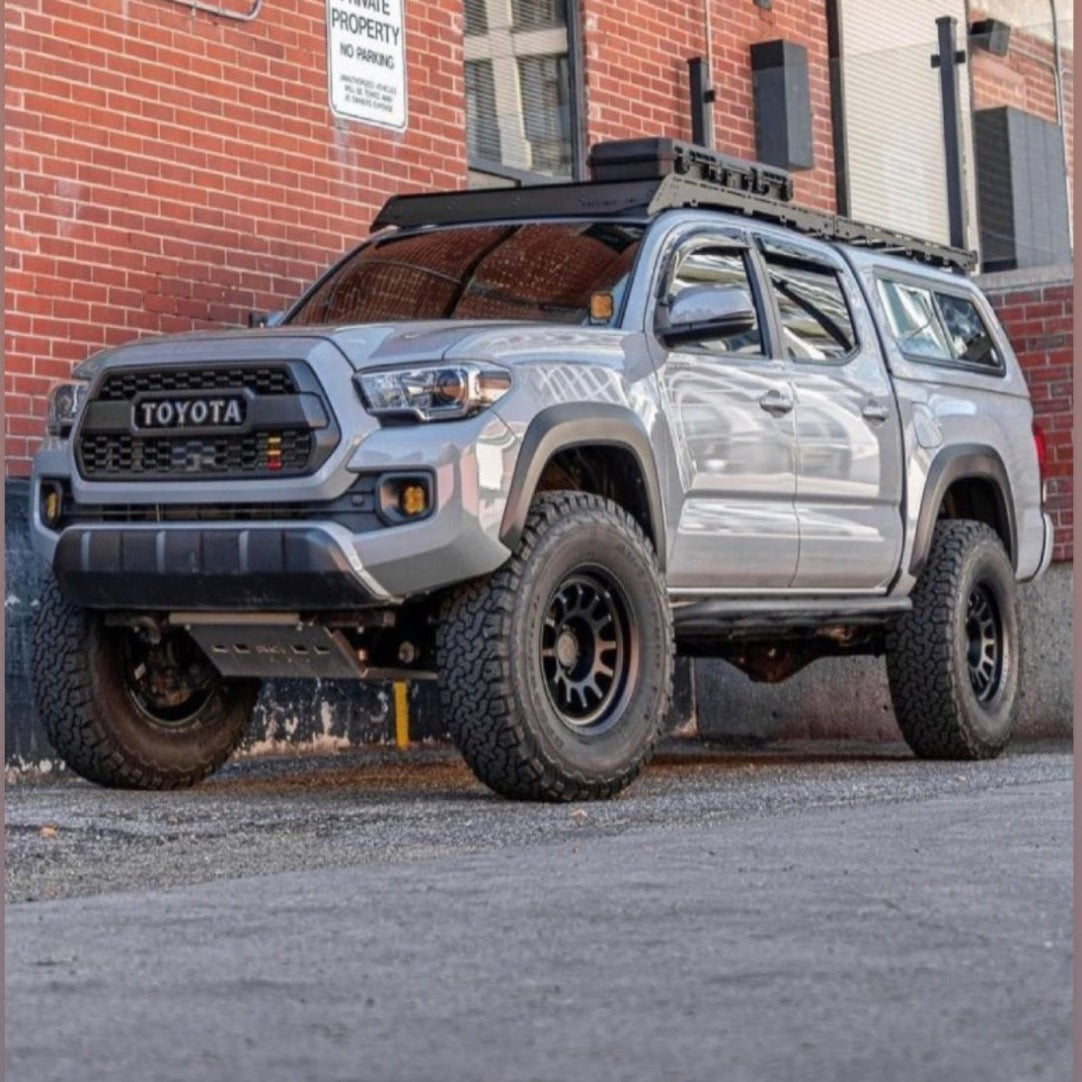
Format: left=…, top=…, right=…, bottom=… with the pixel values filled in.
left=874, top=272, right=1007, bottom=378
left=654, top=229, right=775, bottom=360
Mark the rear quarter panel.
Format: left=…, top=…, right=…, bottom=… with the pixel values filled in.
left=844, top=250, right=1044, bottom=591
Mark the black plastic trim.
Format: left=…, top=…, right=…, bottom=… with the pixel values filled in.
left=498, top=403, right=667, bottom=570
left=54, top=526, right=378, bottom=611
left=909, top=444, right=1017, bottom=576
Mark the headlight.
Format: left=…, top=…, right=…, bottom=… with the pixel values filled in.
left=46, top=382, right=89, bottom=437
left=355, top=363, right=512, bottom=422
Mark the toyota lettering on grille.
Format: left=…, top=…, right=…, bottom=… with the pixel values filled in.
left=133, top=394, right=247, bottom=430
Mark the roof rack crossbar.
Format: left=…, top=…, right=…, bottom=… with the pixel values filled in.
left=648, top=176, right=975, bottom=271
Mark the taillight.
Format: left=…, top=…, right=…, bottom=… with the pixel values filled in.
left=1033, top=420, right=1048, bottom=505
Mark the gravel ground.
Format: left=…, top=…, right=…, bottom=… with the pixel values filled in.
left=5, top=740, right=1071, bottom=903
left=5, top=740, right=1072, bottom=1082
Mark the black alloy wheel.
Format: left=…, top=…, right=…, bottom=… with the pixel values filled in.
left=31, top=576, right=259, bottom=788
left=886, top=518, right=1021, bottom=759
left=540, top=567, right=636, bottom=734
left=121, top=627, right=222, bottom=728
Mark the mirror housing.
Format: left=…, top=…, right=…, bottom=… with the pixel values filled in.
left=657, top=284, right=757, bottom=345
left=248, top=310, right=286, bottom=328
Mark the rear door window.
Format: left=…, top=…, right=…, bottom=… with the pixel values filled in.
left=761, top=248, right=856, bottom=362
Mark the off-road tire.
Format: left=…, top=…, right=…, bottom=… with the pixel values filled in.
left=437, top=491, right=674, bottom=801
left=31, top=577, right=259, bottom=788
left=886, top=519, right=1020, bottom=759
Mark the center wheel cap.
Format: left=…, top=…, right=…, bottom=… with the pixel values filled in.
left=556, top=629, right=580, bottom=669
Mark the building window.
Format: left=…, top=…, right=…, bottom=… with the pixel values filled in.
left=465, top=0, right=582, bottom=185
left=517, top=54, right=572, bottom=176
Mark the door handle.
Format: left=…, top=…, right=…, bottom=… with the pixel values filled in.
left=759, top=389, right=794, bottom=417
left=861, top=401, right=891, bottom=423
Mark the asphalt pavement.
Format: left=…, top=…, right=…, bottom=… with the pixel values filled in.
left=4, top=741, right=1073, bottom=1082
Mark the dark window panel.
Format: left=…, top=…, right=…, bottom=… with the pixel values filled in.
left=466, top=61, right=501, bottom=163
left=512, top=0, right=568, bottom=30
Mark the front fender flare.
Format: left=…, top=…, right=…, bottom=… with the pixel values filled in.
left=498, top=403, right=667, bottom=571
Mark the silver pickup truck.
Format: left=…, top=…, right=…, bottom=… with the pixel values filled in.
left=30, top=139, right=1053, bottom=800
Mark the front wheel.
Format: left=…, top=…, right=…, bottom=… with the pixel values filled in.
left=437, top=492, right=674, bottom=801
left=31, top=578, right=259, bottom=788
left=886, top=519, right=1021, bottom=759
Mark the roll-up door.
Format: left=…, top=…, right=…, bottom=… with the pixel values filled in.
left=836, top=1, right=978, bottom=249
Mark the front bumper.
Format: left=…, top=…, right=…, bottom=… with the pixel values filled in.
left=32, top=410, right=521, bottom=609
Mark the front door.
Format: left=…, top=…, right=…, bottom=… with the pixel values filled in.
left=654, top=232, right=799, bottom=592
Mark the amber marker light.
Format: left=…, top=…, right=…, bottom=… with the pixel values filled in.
left=42, top=484, right=62, bottom=528
left=266, top=433, right=283, bottom=471
left=589, top=291, right=615, bottom=323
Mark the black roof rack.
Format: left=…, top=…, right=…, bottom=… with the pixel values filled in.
left=372, top=138, right=976, bottom=273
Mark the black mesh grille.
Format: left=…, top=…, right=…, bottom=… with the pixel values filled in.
left=76, top=363, right=331, bottom=481
left=79, top=430, right=313, bottom=479
left=97, top=366, right=296, bottom=401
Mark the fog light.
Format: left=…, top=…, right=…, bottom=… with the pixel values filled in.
left=400, top=484, right=427, bottom=516
left=41, top=481, right=63, bottom=528
left=377, top=474, right=433, bottom=523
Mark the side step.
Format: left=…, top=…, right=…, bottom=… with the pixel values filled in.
left=672, top=596, right=911, bottom=642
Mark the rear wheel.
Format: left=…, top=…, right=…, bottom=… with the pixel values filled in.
left=31, top=577, right=258, bottom=788
left=437, top=491, right=673, bottom=801
left=886, top=519, right=1020, bottom=759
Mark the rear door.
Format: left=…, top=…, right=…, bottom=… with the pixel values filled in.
left=652, top=228, right=799, bottom=591
left=753, top=232, right=904, bottom=590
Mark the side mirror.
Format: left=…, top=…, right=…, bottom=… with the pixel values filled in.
left=248, top=310, right=286, bottom=328
left=657, top=284, right=757, bottom=345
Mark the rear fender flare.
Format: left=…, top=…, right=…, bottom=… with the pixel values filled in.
left=909, top=444, right=1016, bottom=577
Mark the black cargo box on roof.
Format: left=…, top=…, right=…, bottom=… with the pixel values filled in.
left=588, top=137, right=794, bottom=201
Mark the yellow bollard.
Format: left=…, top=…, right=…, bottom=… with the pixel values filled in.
left=393, top=681, right=409, bottom=749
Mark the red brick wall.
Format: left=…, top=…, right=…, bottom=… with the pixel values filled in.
left=983, top=279, right=1073, bottom=562
left=4, top=0, right=466, bottom=475
left=581, top=0, right=836, bottom=210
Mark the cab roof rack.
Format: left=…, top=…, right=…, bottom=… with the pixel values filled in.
left=373, top=137, right=976, bottom=273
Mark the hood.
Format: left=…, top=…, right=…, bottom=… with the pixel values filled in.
left=325, top=320, right=628, bottom=369
left=74, top=319, right=629, bottom=381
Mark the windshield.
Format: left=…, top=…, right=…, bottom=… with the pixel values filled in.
left=287, top=221, right=644, bottom=327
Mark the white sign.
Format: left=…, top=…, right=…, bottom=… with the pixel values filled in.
left=326, top=0, right=407, bottom=130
